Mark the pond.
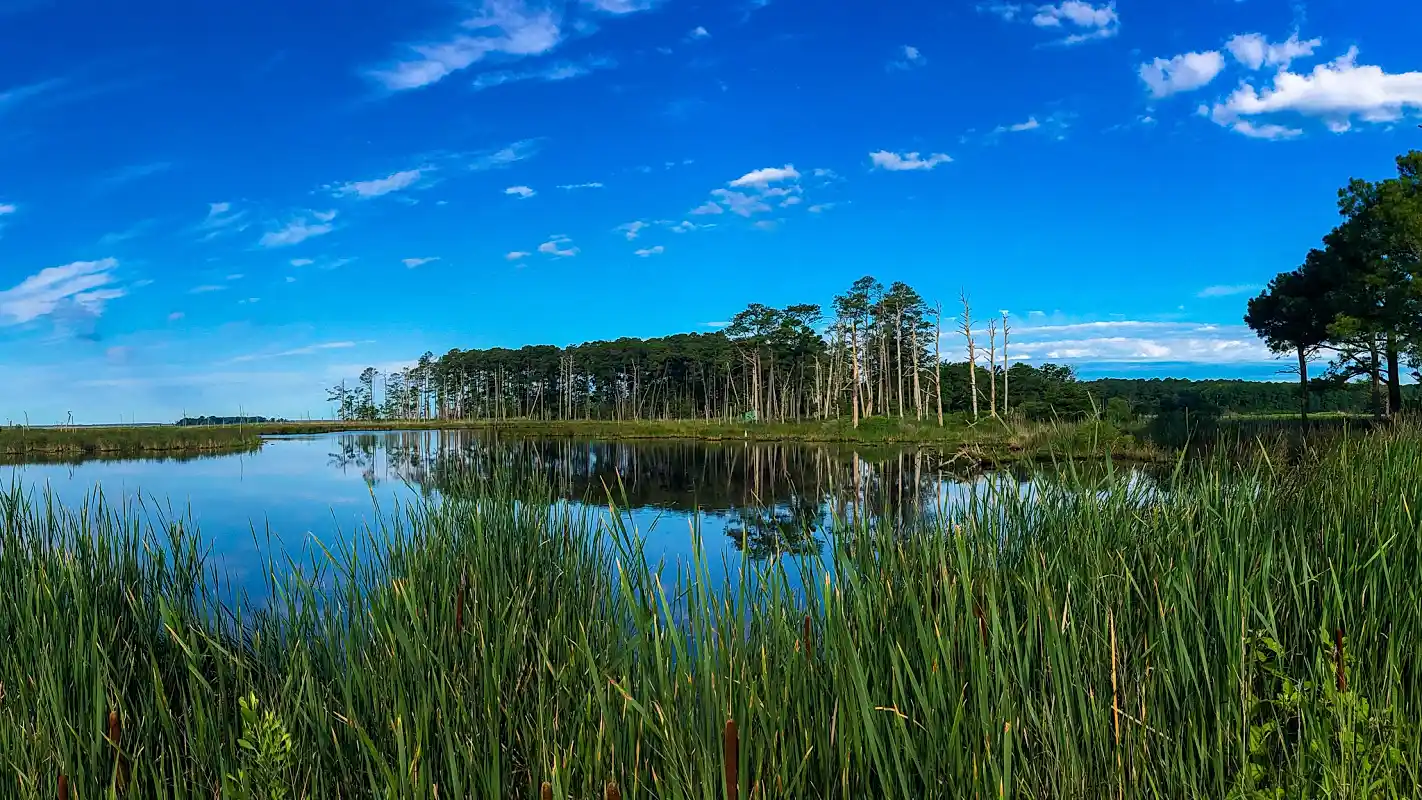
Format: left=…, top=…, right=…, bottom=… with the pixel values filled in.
left=5, top=430, right=1060, bottom=601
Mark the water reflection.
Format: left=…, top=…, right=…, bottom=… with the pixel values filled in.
left=6, top=430, right=1079, bottom=600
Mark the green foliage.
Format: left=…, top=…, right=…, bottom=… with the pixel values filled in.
left=1234, top=631, right=1411, bottom=799
left=226, top=693, right=295, bottom=800
left=6, top=426, right=1422, bottom=796
left=0, top=424, right=261, bottom=460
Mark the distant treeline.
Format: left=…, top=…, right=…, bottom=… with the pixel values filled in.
left=1086, top=378, right=1418, bottom=418
left=175, top=416, right=283, bottom=426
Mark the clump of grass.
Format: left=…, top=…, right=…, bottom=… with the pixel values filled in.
left=2, top=426, right=1421, bottom=796
left=0, top=425, right=261, bottom=460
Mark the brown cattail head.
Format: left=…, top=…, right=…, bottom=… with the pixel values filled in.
left=57, top=774, right=68, bottom=800
left=107, top=710, right=121, bottom=746
left=1335, top=628, right=1347, bottom=693
left=724, top=718, right=740, bottom=800
left=604, top=780, right=621, bottom=800
left=542, top=781, right=553, bottom=800
left=454, top=569, right=467, bottom=637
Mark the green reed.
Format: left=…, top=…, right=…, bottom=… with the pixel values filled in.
left=2, top=426, right=1420, bottom=798
left=0, top=425, right=261, bottom=459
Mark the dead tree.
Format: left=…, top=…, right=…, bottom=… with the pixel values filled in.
left=959, top=291, right=977, bottom=422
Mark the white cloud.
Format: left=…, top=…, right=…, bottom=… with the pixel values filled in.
left=230, top=341, right=359, bottom=364
left=582, top=0, right=661, bottom=12
left=505, top=185, right=536, bottom=199
left=690, top=201, right=724, bottom=215
left=168, top=311, right=184, bottom=321
left=978, top=2, right=1023, bottom=20
left=995, top=116, right=1042, bottom=133
left=472, top=56, right=616, bottom=91
left=710, top=189, right=771, bottom=217
left=334, top=168, right=423, bottom=198
left=0, top=258, right=125, bottom=325
left=225, top=273, right=245, bottom=281
left=1003, top=319, right=1273, bottom=364
left=402, top=257, right=440, bottom=268
left=0, top=203, right=16, bottom=215
left=869, top=150, right=953, bottom=171
left=368, top=1, right=564, bottom=91
left=470, top=139, right=541, bottom=170
left=634, top=245, right=665, bottom=257
left=807, top=203, right=837, bottom=213
left=1197, top=284, right=1260, bottom=298
left=557, top=181, right=604, bottom=190
left=538, top=235, right=578, bottom=257
left=260, top=212, right=337, bottom=248
left=1231, top=120, right=1304, bottom=140
left=690, top=25, right=710, bottom=39
left=752, top=220, right=779, bottom=231
left=1032, top=1, right=1117, bottom=29
left=1209, top=46, right=1422, bottom=135
left=198, top=201, right=249, bottom=239
left=1139, top=51, right=1225, bottom=98
left=289, top=258, right=314, bottom=267
left=669, top=220, right=700, bottom=232
left=1226, top=32, right=1321, bottom=71
left=781, top=195, right=802, bottom=207
left=506, top=251, right=531, bottom=261
left=812, top=168, right=840, bottom=179
left=890, top=44, right=927, bottom=70
left=618, top=220, right=649, bottom=239
left=729, top=164, right=801, bottom=187
left=189, top=285, right=226, bottom=294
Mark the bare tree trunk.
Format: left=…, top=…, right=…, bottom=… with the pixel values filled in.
left=1298, top=346, right=1310, bottom=425
left=850, top=320, right=861, bottom=429
left=1001, top=312, right=1010, bottom=418
left=911, top=321, right=923, bottom=422
left=933, top=303, right=944, bottom=427
left=960, top=291, right=977, bottom=422
left=1370, top=338, right=1383, bottom=418
left=987, top=319, right=998, bottom=419
left=895, top=306, right=905, bottom=419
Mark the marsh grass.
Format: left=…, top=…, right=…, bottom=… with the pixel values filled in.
left=2, top=426, right=1421, bottom=797
left=0, top=426, right=261, bottom=460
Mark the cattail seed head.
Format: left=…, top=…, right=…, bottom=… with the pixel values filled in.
left=542, top=781, right=553, bottom=800
left=724, top=718, right=740, bottom=800
left=604, top=780, right=621, bottom=800
left=57, top=774, right=68, bottom=800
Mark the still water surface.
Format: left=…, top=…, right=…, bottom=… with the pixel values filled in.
left=6, top=430, right=1043, bottom=599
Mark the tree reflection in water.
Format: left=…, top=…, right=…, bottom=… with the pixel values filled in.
left=319, top=430, right=996, bottom=561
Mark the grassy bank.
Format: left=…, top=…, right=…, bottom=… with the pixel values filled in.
left=0, top=425, right=261, bottom=462
left=3, top=427, right=1420, bottom=797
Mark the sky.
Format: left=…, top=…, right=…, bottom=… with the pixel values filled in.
left=2, top=0, right=1421, bottom=423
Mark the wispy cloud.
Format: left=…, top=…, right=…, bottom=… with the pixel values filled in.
left=95, top=161, right=174, bottom=193
left=0, top=258, right=125, bottom=325
left=402, top=257, right=439, bottom=268
left=729, top=164, right=800, bottom=188
left=689, top=25, right=710, bottom=39
left=0, top=203, right=16, bottom=215
left=869, top=150, right=953, bottom=171
left=634, top=245, right=665, bottom=257
left=367, top=1, right=563, bottom=92
left=617, top=220, right=649, bottom=240
left=505, top=185, right=536, bottom=199
left=197, top=201, right=249, bottom=240
left=289, top=258, right=314, bottom=267
left=889, top=44, right=927, bottom=71
left=506, top=251, right=531, bottom=261
left=537, top=235, right=578, bottom=257
left=981, top=1, right=1120, bottom=45
left=0, top=78, right=63, bottom=116
left=558, top=181, right=604, bottom=190
left=260, top=211, right=337, bottom=248
left=229, top=341, right=361, bottom=364
left=472, top=56, right=615, bottom=91
left=1197, top=284, right=1260, bottom=298
left=1139, top=50, right=1225, bottom=98
left=469, top=139, right=541, bottom=170
left=995, top=116, right=1041, bottom=133
left=189, top=284, right=226, bottom=294
left=333, top=168, right=424, bottom=199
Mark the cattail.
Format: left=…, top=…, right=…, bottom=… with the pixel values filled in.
left=542, top=782, right=553, bottom=800
left=57, top=774, right=68, bottom=800
left=1335, top=628, right=1347, bottom=693
left=724, top=718, right=740, bottom=800
left=108, top=709, right=128, bottom=792
left=802, top=615, right=813, bottom=666
left=454, top=568, right=467, bottom=637
left=604, top=780, right=621, bottom=800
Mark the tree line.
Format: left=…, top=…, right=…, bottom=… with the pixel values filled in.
left=323, top=271, right=1400, bottom=427
left=1247, top=149, right=1422, bottom=422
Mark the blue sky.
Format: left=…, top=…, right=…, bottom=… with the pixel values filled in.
left=2, top=0, right=1421, bottom=423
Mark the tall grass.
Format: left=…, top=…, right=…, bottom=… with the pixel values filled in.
left=2, top=427, right=1420, bottom=797
left=0, top=426, right=261, bottom=460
